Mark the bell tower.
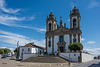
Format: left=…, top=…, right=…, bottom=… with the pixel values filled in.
left=70, top=6, right=82, bottom=44
left=70, top=6, right=81, bottom=30
left=46, top=12, right=57, bottom=32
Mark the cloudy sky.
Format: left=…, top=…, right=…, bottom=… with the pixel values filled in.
left=0, top=0, right=100, bottom=56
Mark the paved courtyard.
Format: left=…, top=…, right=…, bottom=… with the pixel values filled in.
left=0, top=57, right=100, bottom=67
left=71, top=59, right=100, bottom=67
left=0, top=57, right=71, bottom=67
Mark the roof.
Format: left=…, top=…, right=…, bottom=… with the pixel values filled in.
left=20, top=44, right=46, bottom=50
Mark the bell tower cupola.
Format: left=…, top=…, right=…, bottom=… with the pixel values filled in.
left=46, top=12, right=57, bottom=32
left=70, top=6, right=81, bottom=30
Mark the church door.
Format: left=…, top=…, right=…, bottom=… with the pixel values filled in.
left=60, top=46, right=64, bottom=52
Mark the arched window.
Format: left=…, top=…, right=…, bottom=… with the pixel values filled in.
left=73, top=18, right=76, bottom=28
left=49, top=23, right=51, bottom=31
left=60, top=36, right=63, bottom=43
left=48, top=41, right=51, bottom=48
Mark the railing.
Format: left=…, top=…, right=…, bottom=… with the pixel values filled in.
left=60, top=54, right=72, bottom=62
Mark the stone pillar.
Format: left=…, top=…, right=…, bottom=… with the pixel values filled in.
left=52, top=36, right=54, bottom=54
left=78, top=34, right=80, bottom=42
left=46, top=37, right=47, bottom=53
left=70, top=34, right=72, bottom=44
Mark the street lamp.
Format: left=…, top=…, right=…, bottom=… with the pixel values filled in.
left=16, top=41, right=19, bottom=59
left=69, top=53, right=70, bottom=65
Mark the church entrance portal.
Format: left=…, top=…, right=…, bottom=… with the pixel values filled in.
left=60, top=46, right=64, bottom=52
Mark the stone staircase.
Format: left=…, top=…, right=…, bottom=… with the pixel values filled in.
left=23, top=56, right=69, bottom=63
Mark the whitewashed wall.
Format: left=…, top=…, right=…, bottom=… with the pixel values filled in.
left=60, top=52, right=80, bottom=62
left=64, top=34, right=70, bottom=52
left=22, top=53, right=36, bottom=61
left=47, top=37, right=52, bottom=54
left=31, top=48, right=38, bottom=53
left=76, top=33, right=78, bottom=42
left=82, top=53, right=94, bottom=62
left=54, top=36, right=59, bottom=53
left=20, top=47, right=32, bottom=58
left=20, top=47, right=38, bottom=58
left=38, top=48, right=44, bottom=54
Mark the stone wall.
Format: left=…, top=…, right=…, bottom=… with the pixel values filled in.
left=22, top=53, right=36, bottom=61
left=82, top=53, right=94, bottom=62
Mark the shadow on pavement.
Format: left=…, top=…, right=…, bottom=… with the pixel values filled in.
left=88, top=62, right=100, bottom=67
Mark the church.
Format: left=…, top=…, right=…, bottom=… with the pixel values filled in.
left=45, top=6, right=82, bottom=55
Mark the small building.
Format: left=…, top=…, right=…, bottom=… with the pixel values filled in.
left=98, top=55, right=100, bottom=59
left=19, top=42, right=46, bottom=61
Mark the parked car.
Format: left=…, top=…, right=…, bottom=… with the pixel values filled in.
left=2, top=55, right=6, bottom=58
left=7, top=53, right=11, bottom=57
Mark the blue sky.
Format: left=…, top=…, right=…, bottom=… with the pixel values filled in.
left=0, top=0, right=100, bottom=56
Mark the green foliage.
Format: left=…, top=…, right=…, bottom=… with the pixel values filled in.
left=68, top=42, right=83, bottom=51
left=14, top=47, right=20, bottom=52
left=0, top=48, right=11, bottom=54
left=94, top=57, right=97, bottom=59
left=0, top=49, right=4, bottom=54
left=12, top=54, right=15, bottom=56
left=43, top=52, right=47, bottom=54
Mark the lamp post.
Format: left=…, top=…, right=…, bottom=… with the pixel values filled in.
left=16, top=41, right=19, bottom=58
left=69, top=53, right=70, bottom=65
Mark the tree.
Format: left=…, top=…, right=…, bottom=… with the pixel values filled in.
left=0, top=49, right=4, bottom=54
left=4, top=48, right=11, bottom=54
left=68, top=42, right=83, bottom=52
left=94, top=57, right=97, bottom=59
left=14, top=47, right=20, bottom=52
left=0, top=48, right=11, bottom=54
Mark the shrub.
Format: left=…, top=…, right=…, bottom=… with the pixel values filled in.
left=68, top=42, right=83, bottom=52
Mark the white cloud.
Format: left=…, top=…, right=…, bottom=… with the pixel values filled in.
left=0, top=13, right=45, bottom=33
left=81, top=38, right=85, bottom=41
left=84, top=48, right=100, bottom=56
left=13, top=25, right=46, bottom=33
left=87, top=0, right=99, bottom=8
left=0, top=30, right=45, bottom=47
left=85, top=41, right=96, bottom=44
left=0, top=47, right=14, bottom=52
left=0, top=47, right=6, bottom=48
left=0, top=0, right=45, bottom=33
left=0, top=0, right=21, bottom=14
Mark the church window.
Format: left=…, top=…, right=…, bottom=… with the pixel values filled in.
left=60, top=36, right=63, bottom=43
left=73, top=19, right=76, bottom=28
left=49, top=23, right=51, bottom=31
left=28, top=48, right=30, bottom=51
left=73, top=38, right=76, bottom=43
left=74, top=54, right=76, bottom=56
left=22, top=49, right=24, bottom=52
left=48, top=41, right=51, bottom=48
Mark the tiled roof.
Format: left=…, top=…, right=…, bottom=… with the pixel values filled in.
left=20, top=44, right=46, bottom=50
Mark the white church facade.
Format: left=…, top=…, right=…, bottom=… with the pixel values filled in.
left=46, top=6, right=82, bottom=55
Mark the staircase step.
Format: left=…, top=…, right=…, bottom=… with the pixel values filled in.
left=23, top=56, right=69, bottom=63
